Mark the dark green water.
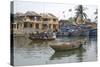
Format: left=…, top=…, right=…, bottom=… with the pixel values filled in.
left=13, top=36, right=97, bottom=66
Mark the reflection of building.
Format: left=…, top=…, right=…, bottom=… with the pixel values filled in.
left=12, top=11, right=59, bottom=35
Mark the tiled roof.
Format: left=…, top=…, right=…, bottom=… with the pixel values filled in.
left=40, top=13, right=58, bottom=19
left=15, top=11, right=58, bottom=19
left=25, top=11, right=40, bottom=16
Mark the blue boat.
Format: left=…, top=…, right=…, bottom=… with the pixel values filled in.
left=57, top=24, right=96, bottom=36
left=79, top=24, right=91, bottom=36
left=89, top=29, right=97, bottom=36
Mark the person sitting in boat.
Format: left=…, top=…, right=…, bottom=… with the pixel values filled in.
left=44, top=31, right=48, bottom=39
left=39, top=32, right=44, bottom=39
left=36, top=31, right=40, bottom=38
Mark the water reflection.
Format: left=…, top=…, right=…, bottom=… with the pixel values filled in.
left=13, top=36, right=97, bottom=66
left=50, top=47, right=86, bottom=60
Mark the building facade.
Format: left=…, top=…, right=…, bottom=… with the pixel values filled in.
left=12, top=11, right=59, bottom=35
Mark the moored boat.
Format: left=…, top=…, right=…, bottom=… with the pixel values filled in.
left=29, top=32, right=56, bottom=41
left=50, top=40, right=85, bottom=51
left=29, top=37, right=55, bottom=41
left=89, top=29, right=97, bottom=36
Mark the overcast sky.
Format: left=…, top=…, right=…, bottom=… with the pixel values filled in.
left=14, top=1, right=97, bottom=21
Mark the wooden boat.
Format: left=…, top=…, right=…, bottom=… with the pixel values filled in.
left=29, top=32, right=56, bottom=41
left=29, top=37, right=55, bottom=41
left=50, top=40, right=84, bottom=51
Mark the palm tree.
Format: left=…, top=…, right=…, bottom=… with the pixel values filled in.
left=75, top=5, right=87, bottom=25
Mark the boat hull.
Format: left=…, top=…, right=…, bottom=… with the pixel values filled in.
left=50, top=44, right=82, bottom=51
left=50, top=40, right=83, bottom=51
left=29, top=37, right=55, bottom=41
left=89, top=29, right=97, bottom=36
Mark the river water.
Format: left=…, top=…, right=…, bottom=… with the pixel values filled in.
left=13, top=36, right=97, bottom=66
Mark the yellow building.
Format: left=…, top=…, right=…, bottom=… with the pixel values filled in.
left=12, top=11, right=59, bottom=34
left=40, top=13, right=59, bottom=32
